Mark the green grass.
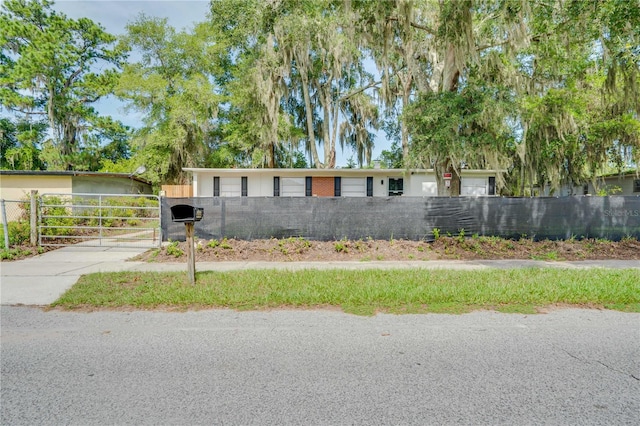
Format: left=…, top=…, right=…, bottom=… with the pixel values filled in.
left=50, top=268, right=640, bottom=315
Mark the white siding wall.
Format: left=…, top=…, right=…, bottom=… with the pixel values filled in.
left=420, top=181, right=438, bottom=196
left=342, top=177, right=366, bottom=197
left=190, top=170, right=499, bottom=197
left=461, top=177, right=487, bottom=196
left=199, top=176, right=213, bottom=197
left=220, top=177, right=241, bottom=196
left=406, top=175, right=437, bottom=196
left=281, top=177, right=305, bottom=196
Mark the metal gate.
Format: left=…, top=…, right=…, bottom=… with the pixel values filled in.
left=39, top=193, right=161, bottom=248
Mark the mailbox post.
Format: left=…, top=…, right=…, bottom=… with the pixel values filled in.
left=170, top=204, right=204, bottom=285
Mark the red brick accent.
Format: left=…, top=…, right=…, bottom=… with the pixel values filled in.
left=312, top=177, right=335, bottom=197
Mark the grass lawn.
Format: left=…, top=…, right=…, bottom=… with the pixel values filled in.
left=50, top=268, right=640, bottom=315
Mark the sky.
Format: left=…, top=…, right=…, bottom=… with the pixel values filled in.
left=8, top=0, right=388, bottom=167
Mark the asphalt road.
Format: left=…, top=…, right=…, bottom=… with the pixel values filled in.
left=1, top=306, right=638, bottom=425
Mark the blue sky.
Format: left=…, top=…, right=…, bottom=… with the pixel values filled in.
left=21, top=0, right=388, bottom=166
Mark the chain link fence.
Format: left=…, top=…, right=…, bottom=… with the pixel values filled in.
left=0, top=199, right=31, bottom=249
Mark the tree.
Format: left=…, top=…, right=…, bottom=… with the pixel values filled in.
left=513, top=0, right=640, bottom=195
left=0, top=0, right=127, bottom=170
left=208, top=0, right=378, bottom=169
left=117, top=16, right=221, bottom=185
left=0, top=117, right=46, bottom=170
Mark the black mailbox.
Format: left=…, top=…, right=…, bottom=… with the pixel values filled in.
left=170, top=204, right=204, bottom=223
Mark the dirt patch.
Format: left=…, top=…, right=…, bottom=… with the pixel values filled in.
left=134, top=236, right=640, bottom=263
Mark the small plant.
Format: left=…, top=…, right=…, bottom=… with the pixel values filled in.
left=0, top=247, right=33, bottom=260
left=531, top=251, right=559, bottom=261
left=207, top=239, right=220, bottom=248
left=417, top=245, right=424, bottom=252
left=432, top=228, right=441, bottom=241
left=220, top=238, right=233, bottom=250
left=166, top=241, right=184, bottom=258
left=456, top=229, right=466, bottom=244
left=334, top=238, right=349, bottom=253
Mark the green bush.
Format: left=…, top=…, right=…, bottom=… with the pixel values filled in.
left=40, top=196, right=75, bottom=236
left=0, top=221, right=31, bottom=248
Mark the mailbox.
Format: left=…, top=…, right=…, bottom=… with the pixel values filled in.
left=170, top=204, right=204, bottom=223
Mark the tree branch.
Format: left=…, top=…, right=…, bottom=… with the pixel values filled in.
left=338, top=79, right=381, bottom=102
left=386, top=16, right=436, bottom=35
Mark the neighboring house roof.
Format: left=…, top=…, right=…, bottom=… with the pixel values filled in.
left=596, top=170, right=639, bottom=179
left=0, top=170, right=151, bottom=185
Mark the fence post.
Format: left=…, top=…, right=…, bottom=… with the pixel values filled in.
left=1, top=199, right=9, bottom=249
left=30, top=190, right=38, bottom=246
left=185, top=222, right=196, bottom=285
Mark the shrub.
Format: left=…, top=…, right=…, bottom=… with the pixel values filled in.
left=166, top=241, right=184, bottom=257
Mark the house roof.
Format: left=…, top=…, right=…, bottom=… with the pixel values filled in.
left=183, top=168, right=500, bottom=176
left=0, top=170, right=151, bottom=185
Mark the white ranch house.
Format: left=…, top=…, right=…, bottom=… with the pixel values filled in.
left=183, top=168, right=499, bottom=198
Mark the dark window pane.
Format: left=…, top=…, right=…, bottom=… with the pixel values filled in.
left=213, top=177, right=220, bottom=197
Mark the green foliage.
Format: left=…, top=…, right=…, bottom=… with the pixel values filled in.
left=378, top=140, right=403, bottom=169
left=116, top=16, right=221, bottom=185
left=0, top=246, right=35, bottom=260
left=334, top=238, right=349, bottom=253
left=220, top=238, right=233, bottom=250
left=39, top=196, right=75, bottom=236
left=0, top=220, right=30, bottom=248
left=0, top=117, right=47, bottom=170
left=0, top=0, right=128, bottom=171
left=166, top=241, right=184, bottom=258
left=3, top=0, right=636, bottom=189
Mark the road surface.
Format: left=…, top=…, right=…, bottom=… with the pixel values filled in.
left=1, top=306, right=638, bottom=425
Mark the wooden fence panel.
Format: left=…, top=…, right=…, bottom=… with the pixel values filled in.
left=161, top=185, right=193, bottom=198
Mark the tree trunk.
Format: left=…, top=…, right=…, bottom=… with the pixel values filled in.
left=300, top=72, right=321, bottom=168
left=434, top=157, right=461, bottom=196
left=434, top=43, right=461, bottom=195
left=401, top=74, right=412, bottom=165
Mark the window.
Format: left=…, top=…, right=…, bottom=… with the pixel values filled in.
left=366, top=177, right=373, bottom=197
left=241, top=176, right=248, bottom=197
left=213, top=176, right=220, bottom=197
left=334, top=177, right=341, bottom=196
left=274, top=176, right=280, bottom=196
left=488, top=177, right=496, bottom=196
left=305, top=176, right=312, bottom=196
left=388, top=178, right=403, bottom=196
left=634, top=179, right=640, bottom=193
